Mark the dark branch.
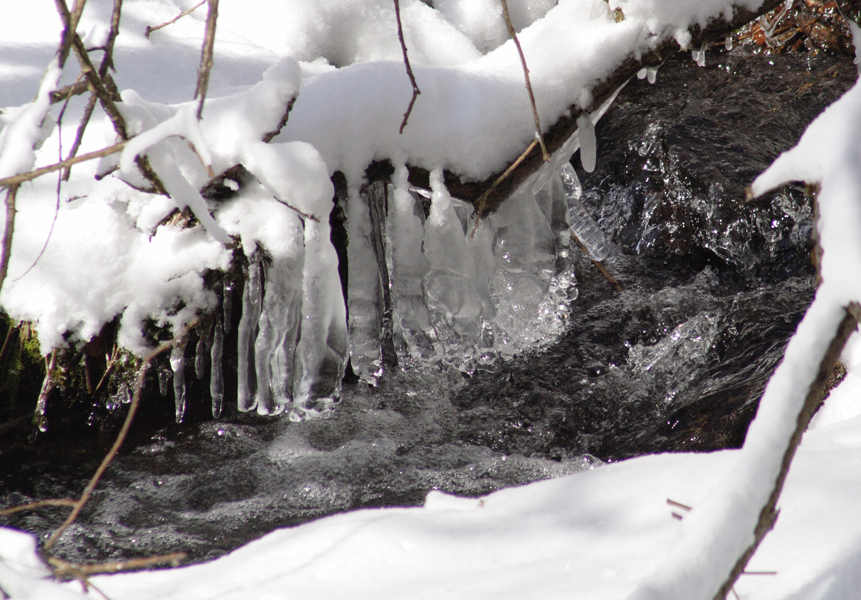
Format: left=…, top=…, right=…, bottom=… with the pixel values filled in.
left=394, top=0, right=421, bottom=134
left=194, top=0, right=219, bottom=120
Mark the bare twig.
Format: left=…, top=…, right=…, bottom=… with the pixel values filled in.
left=571, top=232, right=624, bottom=292
left=54, top=0, right=169, bottom=195
left=145, top=0, right=206, bottom=38
left=10, top=72, right=85, bottom=283
left=500, top=0, right=549, bottom=162
left=711, top=303, right=861, bottom=600
left=53, top=0, right=87, bottom=70
left=194, top=0, right=219, bottom=120
left=394, top=0, right=421, bottom=134
left=0, top=185, right=19, bottom=296
left=43, top=318, right=200, bottom=551
left=666, top=499, right=693, bottom=511
left=62, top=93, right=98, bottom=181
left=50, top=80, right=90, bottom=104
left=0, top=499, right=77, bottom=517
left=0, top=142, right=127, bottom=189
left=48, top=552, right=186, bottom=577
left=63, top=0, right=125, bottom=181
left=470, top=139, right=538, bottom=236
left=273, top=197, right=320, bottom=222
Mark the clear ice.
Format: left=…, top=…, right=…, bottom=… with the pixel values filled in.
left=237, top=256, right=263, bottom=412
left=213, top=153, right=590, bottom=419
left=170, top=340, right=187, bottom=424
left=387, top=164, right=438, bottom=361
left=346, top=184, right=384, bottom=384
left=210, top=313, right=224, bottom=418
left=577, top=113, right=597, bottom=173
left=291, top=213, right=348, bottom=421
left=561, top=163, right=608, bottom=262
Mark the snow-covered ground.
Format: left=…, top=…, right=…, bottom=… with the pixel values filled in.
left=3, top=1, right=861, bottom=599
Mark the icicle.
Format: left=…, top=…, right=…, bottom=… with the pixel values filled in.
left=210, top=314, right=224, bottom=418
left=170, top=340, right=187, bottom=424
left=692, top=48, right=706, bottom=67
left=423, top=169, right=484, bottom=367
left=576, top=113, right=597, bottom=173
left=725, top=36, right=733, bottom=51
left=194, top=327, right=207, bottom=379
left=223, top=280, right=234, bottom=334
left=237, top=256, right=263, bottom=412
left=256, top=255, right=303, bottom=415
left=535, top=168, right=572, bottom=243
left=291, top=203, right=348, bottom=421
left=647, top=67, right=658, bottom=85
left=488, top=183, right=558, bottom=352
left=637, top=68, right=647, bottom=80
left=387, top=164, right=438, bottom=361
left=158, top=365, right=171, bottom=396
left=347, top=183, right=384, bottom=385
left=561, top=163, right=608, bottom=262
left=254, top=261, right=276, bottom=415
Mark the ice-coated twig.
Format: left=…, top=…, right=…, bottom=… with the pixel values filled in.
left=394, top=0, right=421, bottom=134
left=500, top=0, right=549, bottom=162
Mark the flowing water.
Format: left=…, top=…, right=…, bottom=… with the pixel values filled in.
left=1, top=47, right=856, bottom=565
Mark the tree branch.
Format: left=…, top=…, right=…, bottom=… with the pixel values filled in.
left=712, top=303, right=861, bottom=600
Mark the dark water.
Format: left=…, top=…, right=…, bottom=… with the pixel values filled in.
left=0, top=47, right=856, bottom=564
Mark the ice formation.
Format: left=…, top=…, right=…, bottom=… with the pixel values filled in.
left=1, top=0, right=749, bottom=425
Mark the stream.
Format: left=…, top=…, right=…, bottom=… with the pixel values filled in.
left=0, top=45, right=856, bottom=565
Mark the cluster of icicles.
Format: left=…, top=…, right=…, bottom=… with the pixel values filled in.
left=156, top=159, right=607, bottom=424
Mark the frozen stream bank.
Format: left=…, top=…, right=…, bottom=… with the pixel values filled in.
left=1, top=46, right=856, bottom=565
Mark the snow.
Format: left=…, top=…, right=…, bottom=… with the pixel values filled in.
left=4, top=0, right=861, bottom=599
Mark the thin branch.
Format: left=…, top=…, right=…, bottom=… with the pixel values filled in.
left=145, top=0, right=206, bottom=38
left=62, top=93, right=98, bottom=181
left=98, top=0, right=124, bottom=79
left=0, top=141, right=127, bottom=188
left=500, top=0, right=549, bottom=162
left=0, top=499, right=77, bottom=516
left=470, top=139, right=538, bottom=236
left=43, top=318, right=200, bottom=551
left=711, top=303, right=861, bottom=600
left=49, top=80, right=89, bottom=104
left=571, top=232, right=624, bottom=292
left=53, top=0, right=87, bottom=70
left=273, top=196, right=320, bottom=222
left=10, top=73, right=84, bottom=283
left=47, top=552, right=186, bottom=577
left=394, top=0, right=421, bottom=134
left=62, top=0, right=125, bottom=181
left=0, top=185, right=19, bottom=296
left=194, top=0, right=219, bottom=120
